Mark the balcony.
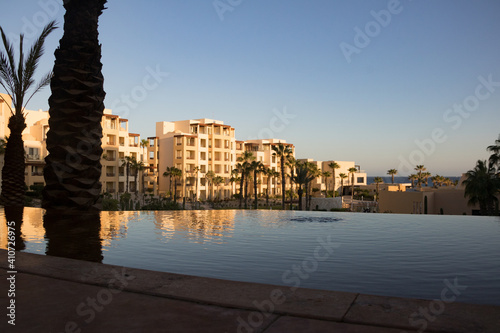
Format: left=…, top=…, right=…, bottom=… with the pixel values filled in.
left=31, top=171, right=43, bottom=176
left=106, top=173, right=115, bottom=177
left=26, top=154, right=40, bottom=160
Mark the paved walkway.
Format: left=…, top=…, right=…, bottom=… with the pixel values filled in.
left=0, top=250, right=499, bottom=332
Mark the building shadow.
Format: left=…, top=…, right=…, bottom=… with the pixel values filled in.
left=43, top=211, right=103, bottom=263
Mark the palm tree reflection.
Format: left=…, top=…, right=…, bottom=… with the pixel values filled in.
left=4, top=206, right=25, bottom=251
left=43, top=211, right=103, bottom=263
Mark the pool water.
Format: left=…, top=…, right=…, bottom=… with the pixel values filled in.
left=2, top=208, right=499, bottom=305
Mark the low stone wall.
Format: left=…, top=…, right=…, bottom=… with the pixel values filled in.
left=303, top=197, right=343, bottom=211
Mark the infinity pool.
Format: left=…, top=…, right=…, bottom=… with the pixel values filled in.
left=2, top=208, right=499, bottom=305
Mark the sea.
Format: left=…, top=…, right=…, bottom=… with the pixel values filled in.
left=366, top=176, right=461, bottom=187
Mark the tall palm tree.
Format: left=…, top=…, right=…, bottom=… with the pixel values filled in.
left=387, top=169, right=398, bottom=184
left=328, top=162, right=340, bottom=197
left=414, top=165, right=426, bottom=189
left=463, top=160, right=500, bottom=216
left=237, top=151, right=254, bottom=209
left=229, top=169, right=240, bottom=198
left=373, top=176, right=383, bottom=201
left=170, top=167, right=182, bottom=202
left=121, top=156, right=134, bottom=193
left=272, top=143, right=293, bottom=210
left=213, top=175, right=224, bottom=201
left=270, top=169, right=280, bottom=197
left=322, top=171, right=331, bottom=197
left=408, top=174, right=418, bottom=188
left=305, top=163, right=321, bottom=210
left=43, top=1, right=108, bottom=212
left=263, top=167, right=272, bottom=206
left=348, top=167, right=358, bottom=200
left=249, top=160, right=264, bottom=209
left=422, top=171, right=432, bottom=187
left=131, top=158, right=143, bottom=194
left=193, top=166, right=200, bottom=201
left=234, top=163, right=245, bottom=208
left=339, top=173, right=348, bottom=196
left=205, top=170, right=215, bottom=201
left=292, top=161, right=315, bottom=211
left=0, top=21, right=57, bottom=207
left=286, top=156, right=297, bottom=210
left=487, top=135, right=500, bottom=173
left=163, top=166, right=174, bottom=199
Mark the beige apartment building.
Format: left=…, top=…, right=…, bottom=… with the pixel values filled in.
left=0, top=93, right=148, bottom=195
left=297, top=159, right=367, bottom=196
left=1, top=92, right=369, bottom=202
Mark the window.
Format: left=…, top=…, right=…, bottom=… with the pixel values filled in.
left=149, top=151, right=155, bottom=159
left=176, top=137, right=182, bottom=145
left=357, top=177, right=365, bottom=183
left=27, top=147, right=39, bottom=160
left=200, top=139, right=206, bottom=147
left=176, top=150, right=182, bottom=159
left=200, top=165, right=206, bottom=173
left=149, top=139, right=155, bottom=147
left=200, top=152, right=206, bottom=160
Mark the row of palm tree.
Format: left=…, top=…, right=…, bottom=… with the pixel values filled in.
left=463, top=135, right=500, bottom=216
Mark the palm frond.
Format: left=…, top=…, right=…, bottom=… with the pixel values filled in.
left=23, top=71, right=52, bottom=109
left=0, top=26, right=20, bottom=108
left=17, top=34, right=25, bottom=106
left=22, top=21, right=57, bottom=97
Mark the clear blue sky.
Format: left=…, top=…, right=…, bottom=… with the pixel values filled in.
left=2, top=0, right=500, bottom=176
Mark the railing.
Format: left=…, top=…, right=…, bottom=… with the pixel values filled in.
left=106, top=173, right=115, bottom=177
left=31, top=172, right=43, bottom=176
left=26, top=154, right=40, bottom=160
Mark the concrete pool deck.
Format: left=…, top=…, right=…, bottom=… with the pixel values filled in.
left=0, top=250, right=499, bottom=333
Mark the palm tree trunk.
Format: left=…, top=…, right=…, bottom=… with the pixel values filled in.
left=297, top=187, right=303, bottom=211
left=244, top=178, right=248, bottom=209
left=266, top=176, right=270, bottom=207
left=254, top=171, right=258, bottom=209
left=125, top=165, right=130, bottom=192
left=174, top=179, right=177, bottom=202
left=42, top=0, right=107, bottom=212
left=239, top=174, right=244, bottom=209
left=304, top=182, right=309, bottom=210
left=289, top=169, right=294, bottom=210
left=0, top=116, right=27, bottom=206
left=332, top=172, right=336, bottom=197
left=281, top=157, right=285, bottom=210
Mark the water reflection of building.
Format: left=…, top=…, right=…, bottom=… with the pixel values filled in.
left=99, top=211, right=137, bottom=246
left=153, top=210, right=235, bottom=244
left=0, top=207, right=45, bottom=250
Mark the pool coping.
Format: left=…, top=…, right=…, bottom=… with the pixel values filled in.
left=1, top=249, right=499, bottom=332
